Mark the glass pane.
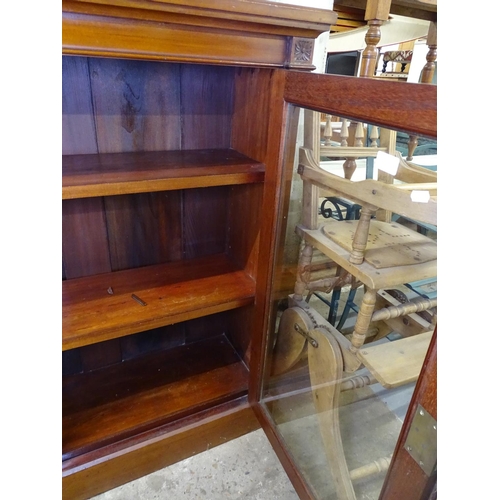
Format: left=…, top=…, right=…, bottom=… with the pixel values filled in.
left=260, top=106, right=437, bottom=499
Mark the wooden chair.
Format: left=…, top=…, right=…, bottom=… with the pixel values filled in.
left=271, top=2, right=438, bottom=493
left=296, top=108, right=436, bottom=360
left=271, top=108, right=436, bottom=499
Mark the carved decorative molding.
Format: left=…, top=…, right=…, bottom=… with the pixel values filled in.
left=286, top=37, right=315, bottom=69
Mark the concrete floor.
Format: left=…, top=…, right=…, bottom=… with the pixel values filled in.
left=91, top=428, right=299, bottom=500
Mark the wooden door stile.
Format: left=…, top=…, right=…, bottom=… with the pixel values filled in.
left=284, top=72, right=437, bottom=139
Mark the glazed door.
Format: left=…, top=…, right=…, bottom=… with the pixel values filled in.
left=252, top=70, right=437, bottom=500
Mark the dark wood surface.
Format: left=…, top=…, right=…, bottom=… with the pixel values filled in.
left=60, top=2, right=338, bottom=497
left=88, top=57, right=183, bottom=153
left=63, top=149, right=265, bottom=198
left=62, top=197, right=112, bottom=279
left=62, top=56, right=98, bottom=155
left=63, top=334, right=249, bottom=460
left=63, top=253, right=256, bottom=350
left=62, top=397, right=260, bottom=500
left=229, top=68, right=294, bottom=403
left=284, top=71, right=437, bottom=139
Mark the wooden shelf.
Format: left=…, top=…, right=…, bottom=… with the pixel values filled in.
left=63, top=334, right=249, bottom=460
left=62, top=253, right=256, bottom=350
left=62, top=149, right=265, bottom=199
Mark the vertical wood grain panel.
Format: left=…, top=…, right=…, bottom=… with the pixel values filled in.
left=62, top=198, right=112, bottom=279
left=231, top=68, right=284, bottom=394
left=232, top=69, right=291, bottom=403
left=227, top=184, right=262, bottom=279
left=105, top=191, right=183, bottom=271
left=89, top=58, right=182, bottom=153
left=183, top=186, right=228, bottom=259
left=231, top=67, right=272, bottom=163
left=180, top=65, right=234, bottom=150
left=230, top=67, right=277, bottom=281
left=63, top=56, right=117, bottom=374
left=62, top=197, right=120, bottom=372
left=62, top=56, right=98, bottom=155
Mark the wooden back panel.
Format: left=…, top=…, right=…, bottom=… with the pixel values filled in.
left=62, top=57, right=237, bottom=372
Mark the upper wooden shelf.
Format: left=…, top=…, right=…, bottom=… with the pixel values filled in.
left=62, top=253, right=256, bottom=350
left=62, top=149, right=265, bottom=199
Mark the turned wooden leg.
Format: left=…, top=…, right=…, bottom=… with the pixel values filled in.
left=350, top=206, right=376, bottom=264
left=350, top=287, right=378, bottom=352
left=308, top=328, right=356, bottom=500
left=343, top=158, right=357, bottom=180
left=421, top=21, right=437, bottom=85
left=359, top=19, right=383, bottom=78
left=407, top=135, right=418, bottom=161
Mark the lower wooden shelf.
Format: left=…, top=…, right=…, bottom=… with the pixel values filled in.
left=62, top=253, right=256, bottom=350
left=63, top=334, right=249, bottom=461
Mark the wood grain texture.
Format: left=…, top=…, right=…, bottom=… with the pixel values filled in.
left=231, top=68, right=273, bottom=163
left=300, top=163, right=437, bottom=226
left=296, top=225, right=436, bottom=290
left=62, top=397, right=259, bottom=500
left=357, top=331, right=432, bottom=388
left=62, top=149, right=265, bottom=199
left=63, top=12, right=289, bottom=66
left=227, top=183, right=263, bottom=279
left=63, top=335, right=249, bottom=459
left=62, top=253, right=256, bottom=350
left=62, top=0, right=337, bottom=69
left=180, top=65, right=234, bottom=150
left=104, top=190, right=183, bottom=271
left=183, top=186, right=229, bottom=259
left=63, top=0, right=337, bottom=36
left=89, top=57, right=182, bottom=153
left=322, top=220, right=437, bottom=268
left=62, top=56, right=98, bottom=155
left=230, top=69, right=293, bottom=402
left=285, top=71, right=437, bottom=139
left=225, top=304, right=255, bottom=368
left=62, top=198, right=111, bottom=279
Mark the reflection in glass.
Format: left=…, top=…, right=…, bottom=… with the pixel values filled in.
left=261, top=107, right=437, bottom=499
